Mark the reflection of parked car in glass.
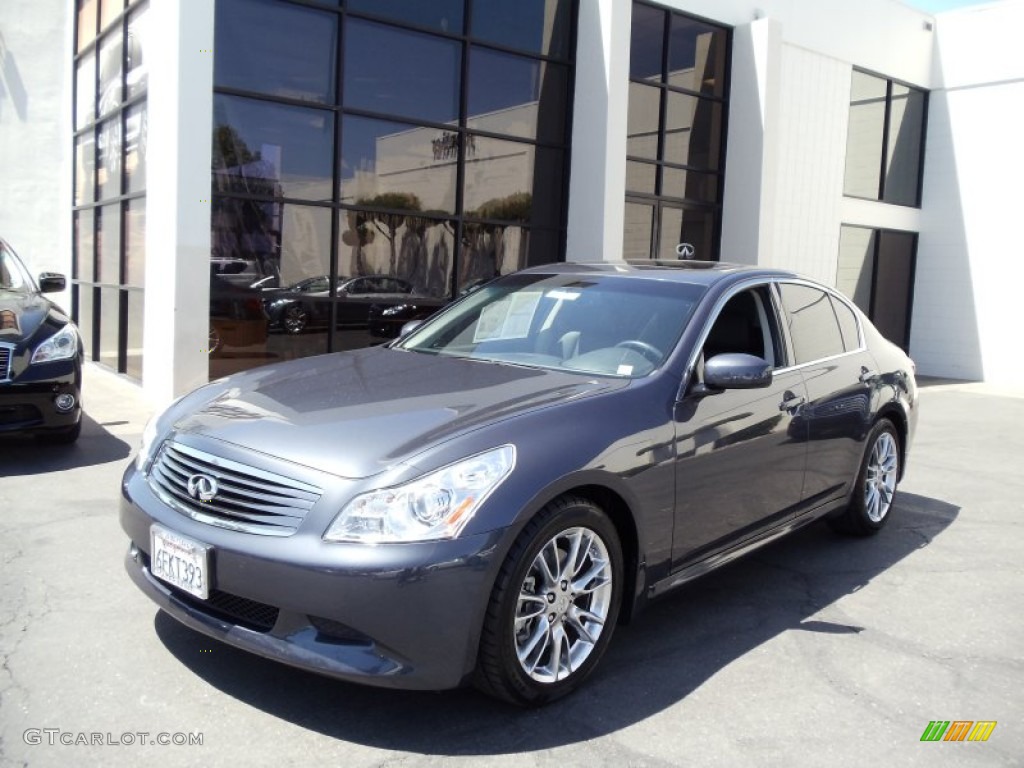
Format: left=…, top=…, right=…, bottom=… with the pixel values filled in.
left=368, top=277, right=495, bottom=340
left=265, top=275, right=414, bottom=334
left=0, top=238, right=83, bottom=443
left=209, top=274, right=268, bottom=353
left=210, top=257, right=265, bottom=288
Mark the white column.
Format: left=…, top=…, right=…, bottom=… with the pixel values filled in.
left=565, top=0, right=632, bottom=263
left=142, top=0, right=214, bottom=403
left=719, top=17, right=781, bottom=267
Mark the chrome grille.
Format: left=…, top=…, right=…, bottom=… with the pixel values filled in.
left=0, top=343, right=12, bottom=382
left=148, top=441, right=322, bottom=536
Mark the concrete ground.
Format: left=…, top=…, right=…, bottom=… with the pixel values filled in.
left=1, top=365, right=1021, bottom=767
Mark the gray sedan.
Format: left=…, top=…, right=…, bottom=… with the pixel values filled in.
left=120, top=261, right=917, bottom=705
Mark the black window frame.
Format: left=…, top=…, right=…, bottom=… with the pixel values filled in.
left=843, top=67, right=929, bottom=209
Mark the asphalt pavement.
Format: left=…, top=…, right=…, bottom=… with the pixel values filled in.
left=0, top=364, right=1021, bottom=767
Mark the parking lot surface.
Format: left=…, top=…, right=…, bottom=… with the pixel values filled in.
left=1, top=365, right=1021, bottom=767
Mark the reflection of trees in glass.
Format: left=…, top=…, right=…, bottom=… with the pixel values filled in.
left=355, top=192, right=422, bottom=275
left=462, top=192, right=531, bottom=285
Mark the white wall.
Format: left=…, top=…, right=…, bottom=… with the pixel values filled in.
left=0, top=0, right=71, bottom=296
left=912, top=0, right=1024, bottom=383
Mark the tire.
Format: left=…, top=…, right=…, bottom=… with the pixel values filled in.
left=36, top=419, right=82, bottom=445
left=829, top=419, right=901, bottom=536
left=282, top=304, right=308, bottom=334
left=475, top=496, right=623, bottom=706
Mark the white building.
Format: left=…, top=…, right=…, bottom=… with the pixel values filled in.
left=1, top=0, right=1021, bottom=401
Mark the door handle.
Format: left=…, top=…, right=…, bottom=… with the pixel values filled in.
left=779, top=392, right=805, bottom=412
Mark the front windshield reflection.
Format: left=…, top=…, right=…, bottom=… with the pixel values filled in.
left=398, top=273, right=705, bottom=378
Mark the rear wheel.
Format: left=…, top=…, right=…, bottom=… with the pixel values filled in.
left=475, top=497, right=623, bottom=706
left=282, top=304, right=308, bottom=334
left=830, top=419, right=900, bottom=536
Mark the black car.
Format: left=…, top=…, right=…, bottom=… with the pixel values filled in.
left=264, top=275, right=414, bottom=334
left=121, top=261, right=917, bottom=705
left=0, top=239, right=84, bottom=443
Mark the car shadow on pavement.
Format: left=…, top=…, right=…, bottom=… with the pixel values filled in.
left=0, top=413, right=132, bottom=476
left=154, top=491, right=957, bottom=754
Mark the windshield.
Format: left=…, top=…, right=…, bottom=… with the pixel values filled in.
left=397, top=272, right=706, bottom=377
left=0, top=243, right=35, bottom=293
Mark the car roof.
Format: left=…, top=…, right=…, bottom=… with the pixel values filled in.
left=516, top=260, right=799, bottom=287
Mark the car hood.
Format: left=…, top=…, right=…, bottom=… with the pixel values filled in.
left=0, top=290, right=62, bottom=344
left=170, top=346, right=626, bottom=478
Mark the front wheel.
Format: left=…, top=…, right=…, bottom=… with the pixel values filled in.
left=829, top=419, right=901, bottom=536
left=475, top=497, right=623, bottom=706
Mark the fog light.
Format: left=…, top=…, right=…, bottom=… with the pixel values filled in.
left=54, top=393, right=76, bottom=412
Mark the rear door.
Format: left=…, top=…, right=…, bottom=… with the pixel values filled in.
left=776, top=282, right=876, bottom=506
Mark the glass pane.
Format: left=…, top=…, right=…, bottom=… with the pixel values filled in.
left=626, top=161, right=656, bottom=195
left=627, top=82, right=660, bottom=160
left=467, top=47, right=569, bottom=144
left=344, top=19, right=460, bottom=124
left=662, top=166, right=719, bottom=203
left=96, top=204, right=121, bottom=284
left=668, top=15, right=727, bottom=97
left=873, top=231, right=915, bottom=349
left=779, top=283, right=845, bottom=364
left=463, top=138, right=563, bottom=230
left=126, top=289, right=144, bottom=379
left=630, top=3, right=664, bottom=82
left=213, top=95, right=334, bottom=201
left=347, top=0, right=463, bottom=33
left=340, top=115, right=456, bottom=215
left=97, top=117, right=122, bottom=200
left=76, top=285, right=96, bottom=360
left=664, top=91, right=722, bottom=169
left=830, top=295, right=861, bottom=352
left=884, top=85, right=925, bottom=206
left=215, top=0, right=337, bottom=104
left=74, top=209, right=95, bottom=282
left=338, top=212, right=453, bottom=300
left=98, top=32, right=123, bottom=118
left=75, top=52, right=96, bottom=129
left=125, top=102, right=147, bottom=193
left=844, top=71, right=886, bottom=199
left=124, top=199, right=145, bottom=287
left=460, top=222, right=534, bottom=288
left=74, top=133, right=95, bottom=205
left=77, top=0, right=98, bottom=53
left=836, top=225, right=875, bottom=311
left=99, top=286, right=121, bottom=368
left=623, top=202, right=654, bottom=259
left=471, top=0, right=572, bottom=59
left=126, top=5, right=149, bottom=98
left=100, top=0, right=122, bottom=31
left=658, top=206, right=714, bottom=261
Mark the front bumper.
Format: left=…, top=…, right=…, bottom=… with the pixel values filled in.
left=120, top=463, right=505, bottom=690
left=0, top=360, right=81, bottom=435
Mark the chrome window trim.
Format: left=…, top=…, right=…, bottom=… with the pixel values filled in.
left=774, top=278, right=867, bottom=368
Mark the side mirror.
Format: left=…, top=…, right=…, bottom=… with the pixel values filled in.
left=399, top=320, right=423, bottom=337
left=38, top=273, right=67, bottom=293
left=703, top=353, right=773, bottom=391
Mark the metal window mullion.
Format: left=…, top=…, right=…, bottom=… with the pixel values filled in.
left=451, top=0, right=471, bottom=298
left=878, top=78, right=893, bottom=202
left=328, top=9, right=347, bottom=353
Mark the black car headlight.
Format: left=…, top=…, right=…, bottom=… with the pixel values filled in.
left=30, top=324, right=79, bottom=364
left=324, top=445, right=516, bottom=544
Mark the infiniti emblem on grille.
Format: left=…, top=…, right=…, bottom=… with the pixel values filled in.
left=187, top=473, right=219, bottom=502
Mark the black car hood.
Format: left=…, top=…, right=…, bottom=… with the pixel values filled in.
left=0, top=290, right=64, bottom=344
left=171, top=346, right=626, bottom=478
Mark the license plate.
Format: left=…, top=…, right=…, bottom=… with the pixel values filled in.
left=150, top=525, right=210, bottom=600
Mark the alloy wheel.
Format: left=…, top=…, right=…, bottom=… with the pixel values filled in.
left=864, top=431, right=899, bottom=522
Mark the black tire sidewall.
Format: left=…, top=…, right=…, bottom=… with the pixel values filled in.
left=492, top=501, right=623, bottom=705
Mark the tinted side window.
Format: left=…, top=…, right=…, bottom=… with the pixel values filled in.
left=778, top=284, right=845, bottom=364
left=830, top=295, right=862, bottom=352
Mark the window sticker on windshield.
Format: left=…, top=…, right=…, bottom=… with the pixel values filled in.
left=474, top=291, right=543, bottom=342
left=616, top=364, right=634, bottom=376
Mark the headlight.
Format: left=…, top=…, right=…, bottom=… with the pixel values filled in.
left=30, top=324, right=79, bottom=364
left=324, top=445, right=516, bottom=544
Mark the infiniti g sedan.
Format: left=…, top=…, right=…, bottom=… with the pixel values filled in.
left=120, top=261, right=917, bottom=705
left=0, top=238, right=83, bottom=443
